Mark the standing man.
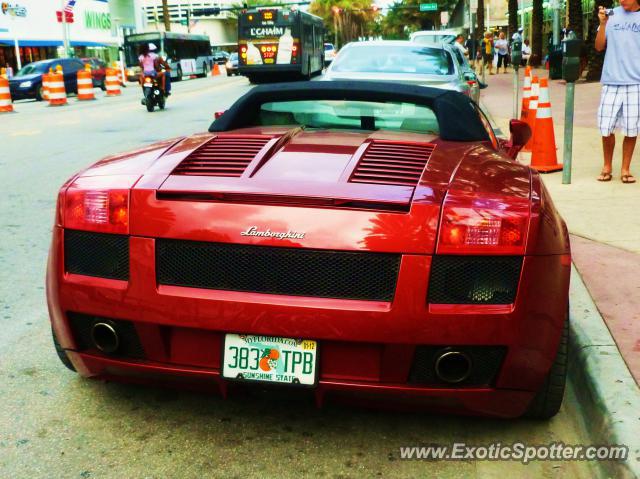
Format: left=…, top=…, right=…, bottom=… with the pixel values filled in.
left=454, top=34, right=469, bottom=58
left=595, top=0, right=640, bottom=183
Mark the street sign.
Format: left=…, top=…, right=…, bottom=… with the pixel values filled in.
left=180, top=18, right=188, bottom=25
left=420, top=3, right=438, bottom=12
left=440, top=11, right=449, bottom=24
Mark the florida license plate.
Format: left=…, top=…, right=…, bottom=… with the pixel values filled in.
left=222, top=334, right=317, bottom=386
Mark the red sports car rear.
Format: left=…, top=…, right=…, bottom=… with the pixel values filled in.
left=47, top=82, right=571, bottom=418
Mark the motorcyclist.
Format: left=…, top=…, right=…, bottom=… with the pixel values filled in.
left=138, top=43, right=171, bottom=97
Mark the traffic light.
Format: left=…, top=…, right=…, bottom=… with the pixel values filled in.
left=193, top=7, right=221, bottom=16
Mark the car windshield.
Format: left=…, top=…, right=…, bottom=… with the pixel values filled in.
left=324, top=44, right=334, bottom=51
left=256, top=100, right=439, bottom=134
left=230, top=53, right=238, bottom=61
left=331, top=45, right=453, bottom=75
left=16, top=62, right=49, bottom=76
left=412, top=34, right=457, bottom=45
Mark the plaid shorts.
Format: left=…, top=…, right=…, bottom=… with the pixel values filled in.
left=597, top=84, right=640, bottom=137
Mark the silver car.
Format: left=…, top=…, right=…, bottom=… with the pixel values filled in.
left=322, top=40, right=481, bottom=103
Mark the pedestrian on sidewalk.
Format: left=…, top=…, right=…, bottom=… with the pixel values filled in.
left=522, top=39, right=531, bottom=66
left=595, top=0, right=640, bottom=183
left=495, top=32, right=509, bottom=74
left=481, top=32, right=494, bottom=75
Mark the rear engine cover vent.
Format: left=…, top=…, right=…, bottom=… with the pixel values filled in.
left=172, top=135, right=272, bottom=177
left=349, top=141, right=436, bottom=187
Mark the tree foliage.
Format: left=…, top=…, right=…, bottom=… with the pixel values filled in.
left=379, top=0, right=458, bottom=39
left=531, top=0, right=543, bottom=66
left=309, top=0, right=379, bottom=47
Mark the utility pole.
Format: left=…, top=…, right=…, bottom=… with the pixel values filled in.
left=162, top=0, right=171, bottom=32
left=551, top=0, right=561, bottom=45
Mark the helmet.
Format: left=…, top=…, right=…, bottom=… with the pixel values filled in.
left=149, top=43, right=157, bottom=51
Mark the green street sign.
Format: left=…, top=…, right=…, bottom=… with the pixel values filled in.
left=420, top=3, right=438, bottom=11
left=180, top=19, right=188, bottom=26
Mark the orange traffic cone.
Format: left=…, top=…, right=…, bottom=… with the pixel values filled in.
left=105, top=67, right=121, bottom=96
left=48, top=65, right=67, bottom=106
left=520, top=66, right=532, bottom=121
left=212, top=63, right=220, bottom=76
left=0, top=69, right=14, bottom=112
left=77, top=64, right=95, bottom=101
left=522, top=75, right=539, bottom=153
left=530, top=77, right=562, bottom=173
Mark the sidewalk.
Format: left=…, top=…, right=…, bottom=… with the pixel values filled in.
left=480, top=70, right=640, bottom=387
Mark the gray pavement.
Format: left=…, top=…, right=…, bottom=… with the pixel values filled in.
left=1, top=77, right=597, bottom=478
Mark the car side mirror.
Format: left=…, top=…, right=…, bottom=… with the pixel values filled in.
left=504, top=119, right=531, bottom=159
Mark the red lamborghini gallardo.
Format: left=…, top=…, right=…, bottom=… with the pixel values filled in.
left=47, top=82, right=571, bottom=418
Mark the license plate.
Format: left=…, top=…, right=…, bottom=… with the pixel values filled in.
left=264, top=58, right=274, bottom=64
left=222, top=334, right=317, bottom=386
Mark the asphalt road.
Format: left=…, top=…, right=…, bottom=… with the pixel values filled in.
left=0, top=76, right=597, bottom=478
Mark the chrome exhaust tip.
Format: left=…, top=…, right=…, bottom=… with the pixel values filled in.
left=91, top=322, right=120, bottom=354
left=434, top=350, right=472, bottom=384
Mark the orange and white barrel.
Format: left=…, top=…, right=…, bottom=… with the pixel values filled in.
left=113, top=61, right=123, bottom=85
left=42, top=70, right=51, bottom=101
left=0, top=70, right=14, bottom=113
left=77, top=65, right=95, bottom=101
left=105, top=67, right=121, bottom=96
left=48, top=66, right=67, bottom=106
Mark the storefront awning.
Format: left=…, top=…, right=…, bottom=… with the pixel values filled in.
left=0, top=40, right=113, bottom=47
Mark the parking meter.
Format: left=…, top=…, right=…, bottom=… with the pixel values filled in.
left=562, top=32, right=582, bottom=83
left=511, top=32, right=522, bottom=70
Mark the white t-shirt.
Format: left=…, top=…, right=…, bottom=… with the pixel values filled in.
left=494, top=39, right=509, bottom=55
left=601, top=6, right=640, bottom=85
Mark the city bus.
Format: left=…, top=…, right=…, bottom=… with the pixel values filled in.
left=123, top=32, right=214, bottom=81
left=238, top=8, right=325, bottom=82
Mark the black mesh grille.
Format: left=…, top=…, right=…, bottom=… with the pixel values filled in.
left=428, top=256, right=522, bottom=304
left=67, top=312, right=145, bottom=358
left=156, top=239, right=400, bottom=301
left=409, top=346, right=507, bottom=386
left=64, top=230, right=129, bottom=280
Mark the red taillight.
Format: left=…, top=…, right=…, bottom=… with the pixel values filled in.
left=438, top=202, right=528, bottom=255
left=467, top=80, right=477, bottom=86
left=65, top=189, right=129, bottom=234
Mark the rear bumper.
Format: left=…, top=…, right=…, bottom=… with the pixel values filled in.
left=47, top=226, right=571, bottom=417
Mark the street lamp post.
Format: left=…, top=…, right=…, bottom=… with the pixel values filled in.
left=60, top=0, right=70, bottom=58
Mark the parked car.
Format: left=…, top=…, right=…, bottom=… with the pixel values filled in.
left=81, top=57, right=107, bottom=90
left=9, top=58, right=86, bottom=101
left=48, top=81, right=571, bottom=419
left=324, top=43, right=337, bottom=66
left=225, top=53, right=239, bottom=76
left=323, top=41, right=482, bottom=103
left=212, top=51, right=230, bottom=65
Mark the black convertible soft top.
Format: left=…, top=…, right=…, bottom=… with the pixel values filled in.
left=209, top=81, right=490, bottom=142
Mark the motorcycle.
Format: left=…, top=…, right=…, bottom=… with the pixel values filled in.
left=141, top=75, right=166, bottom=112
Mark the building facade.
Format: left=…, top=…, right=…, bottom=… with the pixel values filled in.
left=141, top=0, right=236, bottom=50
left=0, top=0, right=144, bottom=71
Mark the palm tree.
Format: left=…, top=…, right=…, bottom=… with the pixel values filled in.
left=567, top=0, right=583, bottom=39
left=531, top=0, right=543, bottom=66
left=508, top=0, right=518, bottom=37
left=162, top=0, right=171, bottom=32
left=477, top=0, right=485, bottom=34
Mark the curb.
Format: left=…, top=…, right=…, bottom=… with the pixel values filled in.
left=568, top=264, right=640, bottom=478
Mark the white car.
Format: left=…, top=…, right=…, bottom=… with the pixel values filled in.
left=324, top=43, right=337, bottom=66
left=409, top=30, right=462, bottom=45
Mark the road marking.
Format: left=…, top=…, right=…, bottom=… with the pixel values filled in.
left=10, top=130, right=42, bottom=137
